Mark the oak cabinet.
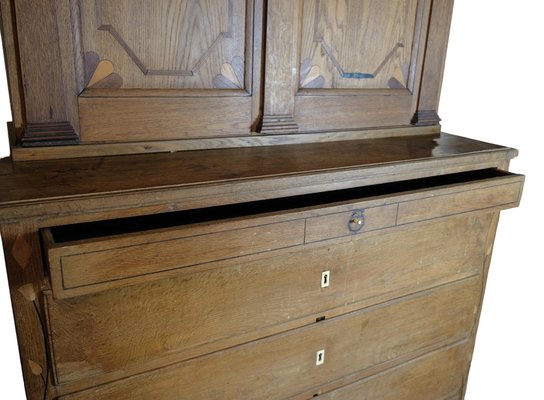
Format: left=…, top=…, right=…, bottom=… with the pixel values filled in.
left=0, top=1, right=523, bottom=399
left=2, top=0, right=450, bottom=152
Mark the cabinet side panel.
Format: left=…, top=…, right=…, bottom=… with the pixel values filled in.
left=1, top=224, right=53, bottom=400
left=461, top=210, right=501, bottom=398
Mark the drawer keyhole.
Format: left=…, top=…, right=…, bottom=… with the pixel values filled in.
left=348, top=210, right=365, bottom=233
left=316, top=349, right=325, bottom=366
left=321, top=271, right=330, bottom=288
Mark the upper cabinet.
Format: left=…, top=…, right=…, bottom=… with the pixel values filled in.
left=0, top=0, right=453, bottom=154
left=261, top=0, right=453, bottom=133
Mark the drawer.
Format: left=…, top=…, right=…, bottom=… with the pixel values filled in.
left=43, top=169, right=523, bottom=299
left=46, top=214, right=491, bottom=387
left=45, top=218, right=307, bottom=297
left=316, top=341, right=470, bottom=400
left=58, top=277, right=480, bottom=400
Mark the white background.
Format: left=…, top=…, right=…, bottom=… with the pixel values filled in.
left=0, top=1, right=542, bottom=398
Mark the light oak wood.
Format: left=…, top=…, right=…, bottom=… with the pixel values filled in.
left=260, top=0, right=301, bottom=133
left=78, top=0, right=245, bottom=89
left=300, top=0, right=419, bottom=90
left=44, top=214, right=490, bottom=389
left=0, top=133, right=519, bottom=227
left=4, top=0, right=456, bottom=154
left=397, top=180, right=523, bottom=224
left=412, top=0, right=455, bottom=126
left=304, top=203, right=398, bottom=242
left=49, top=219, right=305, bottom=295
left=0, top=0, right=24, bottom=136
left=10, top=125, right=439, bottom=162
left=78, top=95, right=253, bottom=141
left=58, top=277, right=481, bottom=399
left=74, top=0, right=259, bottom=142
left=0, top=224, right=54, bottom=400
left=0, top=2, right=526, bottom=399
left=318, top=341, right=470, bottom=400
left=294, top=0, right=432, bottom=132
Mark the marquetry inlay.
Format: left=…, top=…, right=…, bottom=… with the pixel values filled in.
left=77, top=0, right=247, bottom=89
left=300, top=0, right=419, bottom=89
left=11, top=234, right=32, bottom=269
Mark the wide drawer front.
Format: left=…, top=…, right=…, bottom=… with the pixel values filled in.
left=46, top=215, right=490, bottom=387
left=43, top=169, right=523, bottom=299
left=59, top=277, right=480, bottom=400
left=316, top=341, right=470, bottom=400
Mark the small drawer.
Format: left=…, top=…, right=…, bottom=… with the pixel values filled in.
left=397, top=177, right=524, bottom=225
left=305, top=204, right=398, bottom=243
left=58, top=277, right=480, bottom=400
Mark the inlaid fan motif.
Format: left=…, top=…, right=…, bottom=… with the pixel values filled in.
left=77, top=0, right=247, bottom=89
left=300, top=0, right=418, bottom=89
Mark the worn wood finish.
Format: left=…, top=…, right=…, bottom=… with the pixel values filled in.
left=78, top=95, right=253, bottom=141
left=412, top=0, right=455, bottom=126
left=45, top=214, right=489, bottom=390
left=0, top=2, right=526, bottom=399
left=12, top=0, right=79, bottom=145
left=59, top=277, right=481, bottom=399
left=291, top=0, right=432, bottom=133
left=259, top=0, right=301, bottom=133
left=396, top=180, right=522, bottom=224
left=318, top=341, right=470, bottom=400
left=295, top=92, right=414, bottom=131
left=0, top=224, right=52, bottom=400
left=3, top=0, right=456, bottom=155
left=459, top=158, right=513, bottom=398
left=300, top=0, right=419, bottom=90
left=73, top=0, right=259, bottom=142
left=0, top=0, right=25, bottom=137
left=10, top=125, right=440, bottom=162
left=48, top=219, right=306, bottom=296
left=78, top=0, right=245, bottom=89
left=42, top=170, right=523, bottom=298
left=0, top=133, right=518, bottom=226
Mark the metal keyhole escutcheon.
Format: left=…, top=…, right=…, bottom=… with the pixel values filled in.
left=348, top=210, right=365, bottom=233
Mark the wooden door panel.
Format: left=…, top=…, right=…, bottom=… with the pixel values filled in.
left=71, top=0, right=259, bottom=142
left=300, top=0, right=419, bottom=90
left=294, top=0, right=429, bottom=132
left=262, top=0, right=433, bottom=134
left=79, top=0, right=245, bottom=90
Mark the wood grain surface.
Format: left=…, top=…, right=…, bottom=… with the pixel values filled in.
left=58, top=277, right=481, bottom=399
left=45, top=214, right=489, bottom=390
left=318, top=341, right=470, bottom=399
left=0, top=133, right=517, bottom=226
left=42, top=169, right=523, bottom=298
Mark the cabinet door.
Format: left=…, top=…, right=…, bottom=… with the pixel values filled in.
left=261, top=0, right=449, bottom=133
left=12, top=0, right=261, bottom=145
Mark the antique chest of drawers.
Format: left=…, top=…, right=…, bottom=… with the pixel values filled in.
left=0, top=0, right=523, bottom=399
